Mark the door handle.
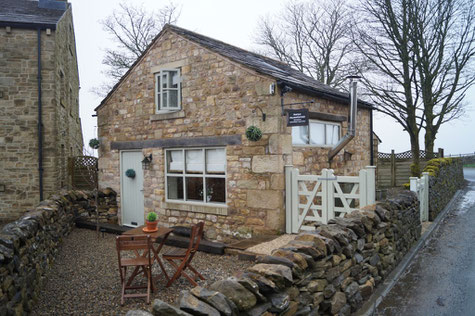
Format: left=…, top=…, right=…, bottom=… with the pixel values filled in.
left=140, top=189, right=144, bottom=192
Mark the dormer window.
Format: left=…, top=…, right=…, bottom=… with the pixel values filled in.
left=155, top=69, right=181, bottom=112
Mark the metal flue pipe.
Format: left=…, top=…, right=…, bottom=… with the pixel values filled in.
left=328, top=76, right=360, bottom=162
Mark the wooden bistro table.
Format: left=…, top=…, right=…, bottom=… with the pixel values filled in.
left=122, top=226, right=173, bottom=285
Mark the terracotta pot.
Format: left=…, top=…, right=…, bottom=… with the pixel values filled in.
left=145, top=220, right=158, bottom=231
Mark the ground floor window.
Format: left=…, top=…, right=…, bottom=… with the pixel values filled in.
left=292, top=120, right=341, bottom=146
left=165, top=147, right=226, bottom=204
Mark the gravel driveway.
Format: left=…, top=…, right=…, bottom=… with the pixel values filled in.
left=31, top=228, right=253, bottom=315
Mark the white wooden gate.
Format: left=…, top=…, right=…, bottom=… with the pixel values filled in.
left=410, top=172, right=429, bottom=222
left=285, top=166, right=376, bottom=233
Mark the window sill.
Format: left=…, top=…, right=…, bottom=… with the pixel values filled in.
left=293, top=144, right=335, bottom=148
left=150, top=110, right=185, bottom=122
left=163, top=200, right=228, bottom=216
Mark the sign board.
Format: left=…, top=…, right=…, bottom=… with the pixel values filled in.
left=287, top=109, right=309, bottom=126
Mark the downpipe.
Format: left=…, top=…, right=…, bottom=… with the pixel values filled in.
left=328, top=76, right=360, bottom=162
left=37, top=28, right=44, bottom=201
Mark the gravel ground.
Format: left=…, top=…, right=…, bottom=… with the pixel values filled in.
left=246, top=234, right=296, bottom=255
left=31, top=228, right=253, bottom=316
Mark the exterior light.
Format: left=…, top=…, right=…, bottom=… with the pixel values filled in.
left=141, top=154, right=153, bottom=170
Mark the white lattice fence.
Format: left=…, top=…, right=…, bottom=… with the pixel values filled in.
left=285, top=166, right=376, bottom=233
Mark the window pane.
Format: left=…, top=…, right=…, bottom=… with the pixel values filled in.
left=162, top=91, right=168, bottom=108
left=169, top=70, right=179, bottom=88
left=167, top=150, right=183, bottom=173
left=169, top=90, right=178, bottom=108
left=186, top=177, right=203, bottom=202
left=309, top=122, right=325, bottom=145
left=156, top=76, right=161, bottom=110
left=162, top=72, right=168, bottom=89
left=206, top=178, right=225, bottom=203
left=186, top=149, right=203, bottom=174
left=333, top=126, right=340, bottom=144
left=167, top=176, right=183, bottom=200
left=326, top=125, right=340, bottom=145
left=206, top=148, right=225, bottom=174
left=292, top=126, right=308, bottom=145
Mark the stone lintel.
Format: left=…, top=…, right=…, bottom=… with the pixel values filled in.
left=111, top=135, right=242, bottom=150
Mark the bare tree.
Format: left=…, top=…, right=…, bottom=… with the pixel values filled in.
left=353, top=0, right=425, bottom=174
left=410, top=0, right=475, bottom=157
left=255, top=0, right=358, bottom=88
left=99, top=2, right=180, bottom=88
left=354, top=0, right=475, bottom=173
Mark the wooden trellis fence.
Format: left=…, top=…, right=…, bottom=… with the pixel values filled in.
left=68, top=156, right=98, bottom=190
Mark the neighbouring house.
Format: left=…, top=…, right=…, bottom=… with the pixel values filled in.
left=0, top=0, right=83, bottom=221
left=96, top=24, right=375, bottom=240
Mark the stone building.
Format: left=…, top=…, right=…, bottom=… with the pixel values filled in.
left=96, top=25, right=375, bottom=239
left=0, top=0, right=83, bottom=221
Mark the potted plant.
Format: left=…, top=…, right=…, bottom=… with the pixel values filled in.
left=144, top=211, right=158, bottom=232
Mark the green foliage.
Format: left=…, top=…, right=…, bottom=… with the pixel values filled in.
left=146, top=211, right=157, bottom=222
left=423, top=158, right=455, bottom=177
left=402, top=182, right=410, bottom=190
left=89, top=138, right=100, bottom=149
left=125, top=169, right=136, bottom=178
left=245, top=126, right=263, bottom=142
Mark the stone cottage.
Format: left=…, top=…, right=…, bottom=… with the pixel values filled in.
left=0, top=0, right=83, bottom=221
left=96, top=25, right=375, bottom=239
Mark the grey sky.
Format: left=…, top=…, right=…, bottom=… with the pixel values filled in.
left=69, top=0, right=475, bottom=156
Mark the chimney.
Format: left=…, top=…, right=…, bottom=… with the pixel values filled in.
left=328, top=75, right=361, bottom=162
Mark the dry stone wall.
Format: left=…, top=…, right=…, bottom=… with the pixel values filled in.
left=132, top=191, right=420, bottom=316
left=425, top=158, right=464, bottom=220
left=0, top=189, right=116, bottom=315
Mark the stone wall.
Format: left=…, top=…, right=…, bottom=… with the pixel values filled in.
left=0, top=5, right=83, bottom=221
left=131, top=191, right=420, bottom=316
left=97, top=27, right=372, bottom=240
left=425, top=158, right=464, bottom=220
left=0, top=189, right=116, bottom=315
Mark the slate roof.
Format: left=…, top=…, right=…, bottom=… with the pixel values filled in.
left=97, top=24, right=373, bottom=110
left=0, top=0, right=67, bottom=29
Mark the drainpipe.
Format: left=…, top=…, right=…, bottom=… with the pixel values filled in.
left=328, top=76, right=360, bottom=162
left=370, top=108, right=374, bottom=165
left=37, top=29, right=44, bottom=201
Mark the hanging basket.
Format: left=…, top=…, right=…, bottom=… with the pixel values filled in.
left=125, top=169, right=136, bottom=179
left=245, top=126, right=263, bottom=142
left=89, top=138, right=100, bottom=149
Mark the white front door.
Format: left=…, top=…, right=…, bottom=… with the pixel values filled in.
left=120, top=151, right=144, bottom=227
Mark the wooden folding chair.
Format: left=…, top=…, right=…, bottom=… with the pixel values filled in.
left=163, top=222, right=205, bottom=287
left=115, top=235, right=154, bottom=305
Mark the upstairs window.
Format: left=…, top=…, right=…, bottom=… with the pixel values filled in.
left=292, top=120, right=341, bottom=146
left=155, top=69, right=181, bottom=112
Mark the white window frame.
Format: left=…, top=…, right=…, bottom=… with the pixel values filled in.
left=165, top=147, right=226, bottom=206
left=155, top=68, right=181, bottom=113
left=292, top=119, right=341, bottom=147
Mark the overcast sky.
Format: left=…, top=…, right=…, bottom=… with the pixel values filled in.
left=69, top=0, right=475, bottom=156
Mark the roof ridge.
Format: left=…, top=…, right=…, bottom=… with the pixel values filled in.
left=164, top=24, right=289, bottom=67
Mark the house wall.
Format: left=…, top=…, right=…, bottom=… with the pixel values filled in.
left=0, top=7, right=83, bottom=221
left=97, top=30, right=371, bottom=240
left=283, top=92, right=372, bottom=176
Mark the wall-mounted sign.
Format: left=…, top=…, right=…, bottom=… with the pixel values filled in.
left=287, top=109, right=309, bottom=126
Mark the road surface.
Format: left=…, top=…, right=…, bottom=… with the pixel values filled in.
left=376, top=168, right=475, bottom=316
